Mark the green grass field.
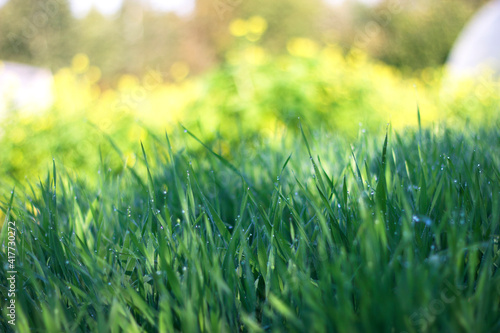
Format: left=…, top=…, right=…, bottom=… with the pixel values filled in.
left=1, top=119, right=499, bottom=332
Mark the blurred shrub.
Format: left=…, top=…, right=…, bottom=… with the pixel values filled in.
left=0, top=0, right=489, bottom=79
left=190, top=41, right=437, bottom=138
left=346, top=0, right=488, bottom=72
left=1, top=40, right=499, bottom=184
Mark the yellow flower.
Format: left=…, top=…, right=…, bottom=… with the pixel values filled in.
left=125, top=152, right=137, bottom=168
left=86, top=66, right=102, bottom=83
left=118, top=74, right=139, bottom=91
left=72, top=53, right=90, bottom=73
left=247, top=16, right=267, bottom=35
left=245, top=33, right=262, bottom=42
left=287, top=38, right=319, bottom=58
left=229, top=19, right=247, bottom=37
left=244, top=46, right=266, bottom=65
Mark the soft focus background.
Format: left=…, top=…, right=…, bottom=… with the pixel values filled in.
left=0, top=0, right=498, bottom=181
left=2, top=2, right=500, bottom=332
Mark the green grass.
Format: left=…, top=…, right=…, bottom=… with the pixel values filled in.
left=1, top=121, right=500, bottom=332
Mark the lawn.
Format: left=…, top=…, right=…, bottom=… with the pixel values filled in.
left=1, top=118, right=499, bottom=332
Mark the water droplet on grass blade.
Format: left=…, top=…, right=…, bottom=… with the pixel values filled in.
left=412, top=215, right=432, bottom=226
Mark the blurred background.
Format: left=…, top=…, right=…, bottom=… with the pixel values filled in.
left=0, top=0, right=498, bottom=181
left=0, top=0, right=489, bottom=78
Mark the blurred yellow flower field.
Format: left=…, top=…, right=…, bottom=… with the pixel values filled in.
left=1, top=25, right=499, bottom=187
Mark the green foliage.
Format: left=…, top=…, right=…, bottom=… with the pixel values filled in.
left=2, top=45, right=499, bottom=184
left=0, top=0, right=490, bottom=78
left=0, top=0, right=76, bottom=69
left=370, top=0, right=479, bottom=71
left=232, top=0, right=326, bottom=53
left=0, top=110, right=140, bottom=185
left=1, top=123, right=499, bottom=332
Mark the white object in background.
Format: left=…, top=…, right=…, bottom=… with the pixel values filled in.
left=0, top=61, right=54, bottom=117
left=447, top=0, right=500, bottom=79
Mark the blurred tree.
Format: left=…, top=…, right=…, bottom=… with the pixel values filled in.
left=348, top=0, right=489, bottom=72
left=189, top=0, right=235, bottom=65
left=0, top=0, right=491, bottom=78
left=0, top=0, right=76, bottom=69
left=189, top=0, right=327, bottom=61
left=229, top=0, right=327, bottom=54
left=73, top=8, right=123, bottom=78
left=138, top=10, right=187, bottom=76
